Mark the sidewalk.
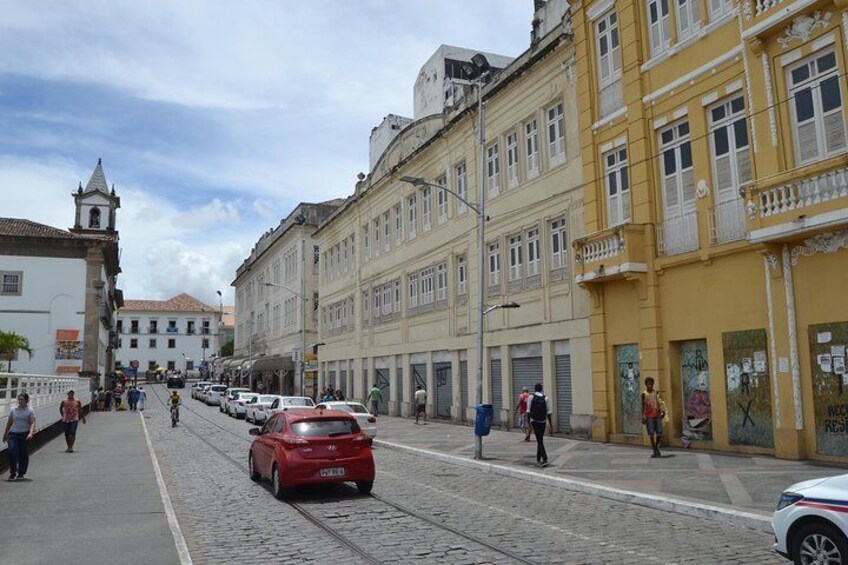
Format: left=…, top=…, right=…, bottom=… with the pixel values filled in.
left=374, top=416, right=847, bottom=532
left=0, top=411, right=183, bottom=565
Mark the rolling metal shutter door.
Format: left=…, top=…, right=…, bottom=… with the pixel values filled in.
left=555, top=354, right=573, bottom=433
left=490, top=359, right=502, bottom=424
left=460, top=361, right=468, bottom=420
left=513, top=357, right=542, bottom=427
left=433, top=362, right=452, bottom=419
left=375, top=369, right=389, bottom=415
left=339, top=370, right=347, bottom=398
left=411, top=364, right=426, bottom=404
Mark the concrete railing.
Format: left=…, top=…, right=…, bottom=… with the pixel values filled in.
left=0, top=373, right=89, bottom=432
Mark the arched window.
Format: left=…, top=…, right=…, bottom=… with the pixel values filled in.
left=89, top=207, right=101, bottom=228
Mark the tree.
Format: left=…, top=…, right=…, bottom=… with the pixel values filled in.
left=220, top=339, right=234, bottom=357
left=0, top=331, right=34, bottom=372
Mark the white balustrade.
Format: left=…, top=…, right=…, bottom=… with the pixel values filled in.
left=657, top=210, right=700, bottom=256
left=710, top=198, right=747, bottom=244
left=580, top=233, right=625, bottom=264
left=1, top=373, right=90, bottom=432
left=758, top=166, right=848, bottom=218
left=755, top=0, right=785, bottom=16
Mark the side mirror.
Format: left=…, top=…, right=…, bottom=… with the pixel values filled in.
left=249, top=428, right=261, bottom=436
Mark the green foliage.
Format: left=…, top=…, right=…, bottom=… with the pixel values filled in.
left=220, top=339, right=234, bottom=357
left=0, top=331, right=34, bottom=372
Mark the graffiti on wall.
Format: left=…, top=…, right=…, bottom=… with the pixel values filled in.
left=681, top=339, right=712, bottom=444
left=723, top=329, right=774, bottom=448
left=615, top=344, right=641, bottom=435
left=809, top=322, right=848, bottom=457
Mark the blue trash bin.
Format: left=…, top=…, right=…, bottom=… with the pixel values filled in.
left=474, top=404, right=494, bottom=437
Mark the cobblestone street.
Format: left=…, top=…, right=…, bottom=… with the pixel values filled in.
left=144, top=385, right=782, bottom=565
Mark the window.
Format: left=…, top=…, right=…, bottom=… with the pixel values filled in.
left=788, top=50, right=847, bottom=165
left=362, top=290, right=370, bottom=322
left=420, top=267, right=434, bottom=305
left=550, top=218, right=568, bottom=270
left=187, top=320, right=195, bottom=335
left=273, top=304, right=281, bottom=331
left=408, top=274, right=419, bottom=308
left=168, top=339, right=176, bottom=349
left=436, top=263, right=448, bottom=301
left=506, top=131, right=519, bottom=187
left=149, top=339, right=157, bottom=348
left=202, top=338, right=209, bottom=349
left=383, top=211, right=390, bottom=251
left=436, top=175, right=448, bottom=223
left=117, top=340, right=122, bottom=349
left=393, top=280, right=400, bottom=312
left=527, top=228, right=540, bottom=277
left=131, top=320, right=139, bottom=333
left=660, top=122, right=695, bottom=218
left=373, top=217, right=380, bottom=255
left=488, top=242, right=501, bottom=287
left=707, top=0, right=733, bottom=21
left=130, top=339, right=138, bottom=349
left=509, top=235, right=523, bottom=281
left=486, top=143, right=500, bottom=197
left=373, top=288, right=381, bottom=317
left=394, top=203, right=403, bottom=244
left=547, top=103, right=566, bottom=165
left=380, top=284, right=391, bottom=316
left=422, top=187, right=432, bottom=230
left=117, top=320, right=123, bottom=333
left=457, top=255, right=467, bottom=296
left=596, top=11, right=623, bottom=118
left=363, top=224, right=370, bottom=260
left=88, top=207, right=101, bottom=228
left=455, top=163, right=468, bottom=214
left=148, top=360, right=157, bottom=371
left=646, top=0, right=671, bottom=57
left=675, top=0, right=701, bottom=40
left=407, top=195, right=418, bottom=239
left=149, top=319, right=159, bottom=334
left=709, top=96, right=751, bottom=204
left=604, top=147, right=631, bottom=226
left=186, top=360, right=194, bottom=371
left=202, top=320, right=210, bottom=334
left=525, top=119, right=540, bottom=177
left=0, top=272, right=22, bottom=295
left=167, top=360, right=176, bottom=371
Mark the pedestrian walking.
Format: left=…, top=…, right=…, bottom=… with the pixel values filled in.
left=334, top=388, right=345, bottom=401
left=126, top=388, right=137, bottom=411
left=516, top=386, right=531, bottom=441
left=59, top=390, right=86, bottom=453
left=367, top=384, right=382, bottom=416
left=414, top=385, right=427, bottom=425
left=91, top=388, right=98, bottom=412
left=2, top=392, right=36, bottom=480
left=322, top=387, right=334, bottom=402
left=641, top=377, right=666, bottom=458
left=137, top=386, right=147, bottom=411
left=527, top=383, right=552, bottom=468
left=103, top=389, right=113, bottom=411
left=113, top=386, right=124, bottom=411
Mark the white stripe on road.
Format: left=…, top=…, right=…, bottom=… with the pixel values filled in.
left=140, top=412, right=193, bottom=565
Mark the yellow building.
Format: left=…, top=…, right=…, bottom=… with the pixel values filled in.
left=572, top=0, right=848, bottom=461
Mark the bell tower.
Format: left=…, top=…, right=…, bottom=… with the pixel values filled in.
left=71, top=158, right=121, bottom=237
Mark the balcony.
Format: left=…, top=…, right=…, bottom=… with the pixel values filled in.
left=709, top=198, right=747, bottom=244
left=656, top=210, right=700, bottom=256
left=574, top=223, right=649, bottom=284
left=743, top=0, right=829, bottom=43
left=745, top=161, right=848, bottom=243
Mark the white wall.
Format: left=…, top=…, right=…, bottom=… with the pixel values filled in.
left=115, top=310, right=220, bottom=373
left=0, top=255, right=86, bottom=374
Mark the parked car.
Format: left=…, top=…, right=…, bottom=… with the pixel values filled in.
left=221, top=387, right=250, bottom=413
left=197, top=383, right=213, bottom=402
left=266, top=396, right=315, bottom=419
left=191, top=381, right=211, bottom=400
left=246, top=395, right=283, bottom=424
left=314, top=401, right=378, bottom=438
left=773, top=473, right=848, bottom=564
left=230, top=392, right=259, bottom=419
left=248, top=409, right=375, bottom=497
left=166, top=376, right=185, bottom=389
left=204, top=384, right=229, bottom=406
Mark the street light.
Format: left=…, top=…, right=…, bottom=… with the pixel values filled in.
left=264, top=282, right=308, bottom=397
left=400, top=53, right=498, bottom=460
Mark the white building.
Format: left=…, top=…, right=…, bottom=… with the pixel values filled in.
left=0, top=159, right=122, bottom=384
left=115, top=294, right=221, bottom=375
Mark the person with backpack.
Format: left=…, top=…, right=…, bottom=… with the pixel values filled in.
left=527, top=383, right=553, bottom=468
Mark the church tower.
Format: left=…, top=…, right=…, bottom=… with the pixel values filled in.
left=71, top=158, right=120, bottom=237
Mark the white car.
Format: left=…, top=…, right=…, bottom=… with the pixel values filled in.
left=221, top=387, right=250, bottom=413
left=197, top=383, right=214, bottom=402
left=230, top=392, right=259, bottom=419
left=773, top=473, right=848, bottom=564
left=314, top=401, right=377, bottom=438
left=192, top=381, right=211, bottom=400
left=245, top=395, right=283, bottom=424
left=204, top=384, right=229, bottom=406
left=266, top=396, right=315, bottom=419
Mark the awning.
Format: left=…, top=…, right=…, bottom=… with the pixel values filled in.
left=250, top=355, right=293, bottom=373
left=223, top=357, right=245, bottom=370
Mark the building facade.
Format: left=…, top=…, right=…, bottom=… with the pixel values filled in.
left=115, top=294, right=220, bottom=375
left=0, top=159, right=122, bottom=384
left=314, top=1, right=594, bottom=435
left=231, top=202, right=341, bottom=396
left=572, top=0, right=848, bottom=460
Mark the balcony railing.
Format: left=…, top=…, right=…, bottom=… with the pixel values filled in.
left=574, top=223, right=648, bottom=283
left=709, top=198, right=747, bottom=244
left=656, top=210, right=699, bottom=257
left=754, top=0, right=785, bottom=16
left=756, top=166, right=848, bottom=218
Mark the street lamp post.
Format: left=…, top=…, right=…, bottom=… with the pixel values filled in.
left=264, top=282, right=307, bottom=397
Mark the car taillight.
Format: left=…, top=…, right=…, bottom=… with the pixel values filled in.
left=353, top=434, right=372, bottom=447
left=280, top=435, right=309, bottom=449
left=776, top=492, right=803, bottom=511
left=367, top=417, right=376, bottom=423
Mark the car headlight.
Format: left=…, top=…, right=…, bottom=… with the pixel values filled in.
left=776, top=492, right=803, bottom=511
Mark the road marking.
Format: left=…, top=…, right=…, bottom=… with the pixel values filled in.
left=719, top=473, right=754, bottom=507
left=140, top=412, right=193, bottom=565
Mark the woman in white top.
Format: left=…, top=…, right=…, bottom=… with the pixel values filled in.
left=2, top=392, right=36, bottom=480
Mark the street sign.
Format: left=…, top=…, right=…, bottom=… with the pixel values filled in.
left=130, top=360, right=140, bottom=369
left=304, top=362, right=318, bottom=372
left=292, top=347, right=302, bottom=363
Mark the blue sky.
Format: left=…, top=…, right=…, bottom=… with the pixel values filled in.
left=0, top=0, right=532, bottom=305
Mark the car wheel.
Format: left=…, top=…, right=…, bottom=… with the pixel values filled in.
left=248, top=453, right=260, bottom=482
left=272, top=465, right=285, bottom=499
left=356, top=481, right=373, bottom=495
left=792, top=522, right=848, bottom=565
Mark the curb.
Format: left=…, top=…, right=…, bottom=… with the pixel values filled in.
left=375, top=439, right=773, bottom=533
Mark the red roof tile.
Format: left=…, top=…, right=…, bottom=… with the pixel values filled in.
left=120, top=293, right=216, bottom=313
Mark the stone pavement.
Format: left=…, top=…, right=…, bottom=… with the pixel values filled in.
left=373, top=415, right=847, bottom=531
left=0, top=410, right=183, bottom=565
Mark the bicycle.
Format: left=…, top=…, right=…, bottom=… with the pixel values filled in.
left=170, top=405, right=180, bottom=427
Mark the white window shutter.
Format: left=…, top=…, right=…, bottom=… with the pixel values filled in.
left=823, top=110, right=847, bottom=154
left=622, top=189, right=631, bottom=222
left=609, top=192, right=621, bottom=225
left=714, top=153, right=733, bottom=202
left=664, top=174, right=679, bottom=215
left=797, top=120, right=820, bottom=163
left=682, top=169, right=696, bottom=210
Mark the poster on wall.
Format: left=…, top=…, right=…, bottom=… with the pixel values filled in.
left=615, top=344, right=642, bottom=435
left=809, top=322, right=848, bottom=457
left=54, top=329, right=83, bottom=360
left=722, top=329, right=774, bottom=448
left=681, top=339, right=712, bottom=445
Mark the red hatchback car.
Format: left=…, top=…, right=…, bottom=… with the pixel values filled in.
left=248, top=409, right=375, bottom=498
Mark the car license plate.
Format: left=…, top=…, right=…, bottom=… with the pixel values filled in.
left=320, top=467, right=345, bottom=478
